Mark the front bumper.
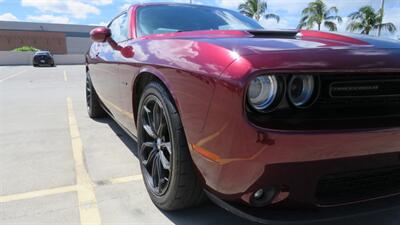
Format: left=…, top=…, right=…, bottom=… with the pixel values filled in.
left=206, top=189, right=400, bottom=225
left=187, top=71, right=400, bottom=210
left=192, top=127, right=400, bottom=207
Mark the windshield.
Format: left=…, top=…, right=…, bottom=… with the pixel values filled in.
left=137, top=5, right=264, bottom=37
left=35, top=52, right=50, bottom=56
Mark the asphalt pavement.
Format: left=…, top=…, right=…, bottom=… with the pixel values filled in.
left=0, top=65, right=400, bottom=225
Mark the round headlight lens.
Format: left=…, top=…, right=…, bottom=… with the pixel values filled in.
left=288, top=75, right=315, bottom=107
left=247, top=75, right=279, bottom=111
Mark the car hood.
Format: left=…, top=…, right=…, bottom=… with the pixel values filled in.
left=138, top=30, right=400, bottom=73
left=142, top=29, right=400, bottom=55
left=197, top=30, right=400, bottom=72
left=196, top=30, right=400, bottom=56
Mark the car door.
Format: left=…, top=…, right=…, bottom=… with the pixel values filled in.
left=90, top=12, right=130, bottom=125
left=114, top=11, right=139, bottom=136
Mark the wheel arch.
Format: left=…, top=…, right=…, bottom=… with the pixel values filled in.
left=132, top=67, right=181, bottom=128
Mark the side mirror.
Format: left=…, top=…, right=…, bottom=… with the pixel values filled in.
left=90, top=27, right=111, bottom=43
left=90, top=26, right=135, bottom=58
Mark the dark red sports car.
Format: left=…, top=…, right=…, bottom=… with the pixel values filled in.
left=86, top=3, right=400, bottom=224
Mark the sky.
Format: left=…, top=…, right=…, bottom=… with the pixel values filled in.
left=0, top=0, right=399, bottom=39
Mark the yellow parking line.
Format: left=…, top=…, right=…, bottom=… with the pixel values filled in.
left=67, top=97, right=102, bottom=225
left=96, top=175, right=143, bottom=186
left=64, top=70, right=68, bottom=81
left=0, top=185, right=77, bottom=203
left=0, top=174, right=143, bottom=203
left=0, top=70, right=27, bottom=83
left=108, top=175, right=143, bottom=184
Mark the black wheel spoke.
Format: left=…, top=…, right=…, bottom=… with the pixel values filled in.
left=152, top=102, right=163, bottom=136
left=156, top=156, right=164, bottom=192
left=161, top=142, right=172, bottom=154
left=143, top=105, right=157, bottom=139
left=142, top=141, right=154, bottom=149
left=141, top=142, right=156, bottom=167
left=157, top=115, right=166, bottom=137
left=140, top=95, right=173, bottom=196
left=143, top=124, right=157, bottom=139
left=151, top=155, right=159, bottom=188
left=143, top=105, right=152, bottom=124
left=159, top=151, right=170, bottom=170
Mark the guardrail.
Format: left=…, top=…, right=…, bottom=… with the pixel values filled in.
left=0, top=51, right=85, bottom=65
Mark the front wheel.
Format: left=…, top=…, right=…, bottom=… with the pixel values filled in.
left=137, top=82, right=206, bottom=211
left=86, top=71, right=106, bottom=118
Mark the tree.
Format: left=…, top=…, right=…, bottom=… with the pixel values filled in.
left=297, top=0, right=342, bottom=31
left=238, top=0, right=279, bottom=22
left=347, top=6, right=396, bottom=35
left=13, top=46, right=39, bottom=52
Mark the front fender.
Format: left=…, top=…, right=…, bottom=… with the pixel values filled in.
left=129, top=38, right=240, bottom=143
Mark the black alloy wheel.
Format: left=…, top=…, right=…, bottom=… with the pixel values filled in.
left=137, top=82, right=206, bottom=210
left=140, top=96, right=172, bottom=196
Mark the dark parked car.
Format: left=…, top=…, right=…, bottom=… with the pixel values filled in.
left=33, top=51, right=55, bottom=67
left=86, top=3, right=400, bottom=224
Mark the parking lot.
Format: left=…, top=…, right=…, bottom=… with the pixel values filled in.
left=1, top=65, right=400, bottom=225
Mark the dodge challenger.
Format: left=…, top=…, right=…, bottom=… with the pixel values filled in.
left=86, top=3, right=400, bottom=224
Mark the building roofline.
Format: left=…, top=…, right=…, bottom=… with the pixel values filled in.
left=0, top=20, right=96, bottom=28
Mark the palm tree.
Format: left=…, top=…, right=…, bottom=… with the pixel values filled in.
left=297, top=0, right=342, bottom=31
left=347, top=6, right=396, bottom=35
left=238, top=0, right=279, bottom=22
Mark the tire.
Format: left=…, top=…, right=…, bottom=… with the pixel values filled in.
left=137, top=82, right=206, bottom=211
left=86, top=71, right=106, bottom=118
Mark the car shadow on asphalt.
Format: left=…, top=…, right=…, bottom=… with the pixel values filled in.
left=92, top=117, right=400, bottom=225
left=93, top=117, right=139, bottom=157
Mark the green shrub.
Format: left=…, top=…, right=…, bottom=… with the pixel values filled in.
left=13, top=46, right=40, bottom=52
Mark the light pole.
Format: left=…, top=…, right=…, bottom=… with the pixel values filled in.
left=378, top=0, right=385, bottom=36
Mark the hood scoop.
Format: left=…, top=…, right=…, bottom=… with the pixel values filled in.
left=247, top=30, right=300, bottom=39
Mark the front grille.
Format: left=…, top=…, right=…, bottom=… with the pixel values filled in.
left=330, top=80, right=400, bottom=97
left=315, top=74, right=400, bottom=109
left=316, top=166, right=400, bottom=206
left=316, top=96, right=400, bottom=107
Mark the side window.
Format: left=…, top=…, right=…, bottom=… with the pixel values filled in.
left=108, top=13, right=129, bottom=43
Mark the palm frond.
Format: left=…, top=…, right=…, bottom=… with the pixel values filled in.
left=297, top=0, right=340, bottom=31
left=347, top=5, right=397, bottom=35
left=324, top=21, right=337, bottom=31
left=376, top=22, right=398, bottom=34
left=325, top=6, right=339, bottom=17
left=325, top=15, right=342, bottom=23
left=237, top=0, right=279, bottom=22
left=348, top=11, right=362, bottom=20
left=347, top=21, right=367, bottom=34
left=265, top=13, right=280, bottom=22
left=297, top=16, right=309, bottom=29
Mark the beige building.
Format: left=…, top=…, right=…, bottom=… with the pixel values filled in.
left=0, top=21, right=96, bottom=54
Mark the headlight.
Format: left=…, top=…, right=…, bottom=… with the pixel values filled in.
left=288, top=75, right=315, bottom=108
left=247, top=75, right=279, bottom=111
